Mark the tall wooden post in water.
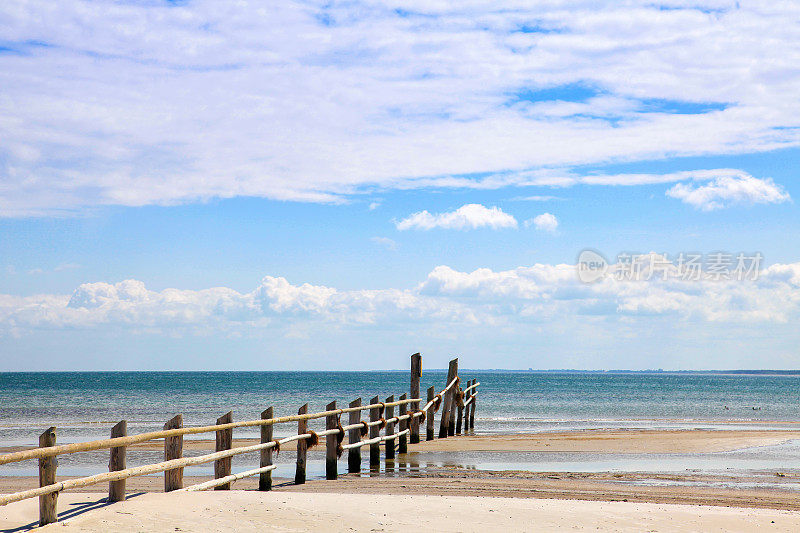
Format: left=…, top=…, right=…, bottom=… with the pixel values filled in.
left=384, top=395, right=395, bottom=461
left=426, top=386, right=435, bottom=440
left=398, top=393, right=408, bottom=454
left=369, top=395, right=381, bottom=469
left=295, top=404, right=308, bottom=484
left=469, top=382, right=477, bottom=428
left=438, top=358, right=458, bottom=438
left=410, top=353, right=421, bottom=444
left=348, top=398, right=362, bottom=473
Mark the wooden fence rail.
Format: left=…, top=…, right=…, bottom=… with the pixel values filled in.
left=0, top=355, right=479, bottom=527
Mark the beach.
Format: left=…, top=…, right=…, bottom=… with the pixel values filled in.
left=4, top=429, right=800, bottom=530
left=4, top=491, right=800, bottom=532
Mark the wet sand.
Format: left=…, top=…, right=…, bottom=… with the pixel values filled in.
left=4, top=427, right=795, bottom=454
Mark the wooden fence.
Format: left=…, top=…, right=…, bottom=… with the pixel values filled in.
left=0, top=354, right=479, bottom=526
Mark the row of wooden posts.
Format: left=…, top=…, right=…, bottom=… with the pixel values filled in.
left=0, top=355, right=479, bottom=527
left=162, top=356, right=478, bottom=490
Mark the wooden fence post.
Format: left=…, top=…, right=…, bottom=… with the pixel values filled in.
left=438, top=358, right=458, bottom=438
left=108, top=420, right=127, bottom=502
left=347, top=398, right=362, bottom=473
left=456, top=389, right=464, bottom=435
left=426, top=386, right=435, bottom=441
left=326, top=401, right=337, bottom=480
left=164, top=415, right=183, bottom=491
left=448, top=393, right=457, bottom=436
left=470, top=383, right=477, bottom=429
left=38, top=427, right=57, bottom=526
left=259, top=407, right=273, bottom=491
left=410, top=353, right=421, bottom=444
left=464, top=380, right=472, bottom=431
left=369, top=395, right=380, bottom=470
left=295, top=404, right=308, bottom=484
left=398, top=393, right=408, bottom=454
left=214, top=411, right=233, bottom=490
left=384, top=395, right=395, bottom=462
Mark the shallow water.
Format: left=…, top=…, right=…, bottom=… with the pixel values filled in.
left=2, top=371, right=800, bottom=481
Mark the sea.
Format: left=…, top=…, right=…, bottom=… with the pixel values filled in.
left=2, top=371, right=800, bottom=482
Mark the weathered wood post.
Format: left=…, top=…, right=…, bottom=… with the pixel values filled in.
left=426, top=386, right=435, bottom=441
left=108, top=420, right=127, bottom=502
left=470, top=382, right=477, bottom=429
left=295, top=403, right=309, bottom=484
left=259, top=407, right=273, bottom=491
left=369, top=395, right=380, bottom=470
left=384, top=395, right=395, bottom=462
left=448, top=392, right=457, bottom=436
left=326, top=401, right=338, bottom=480
left=464, top=380, right=472, bottom=431
left=214, top=411, right=233, bottom=490
left=164, top=415, right=183, bottom=491
left=38, top=427, right=57, bottom=526
left=438, top=358, right=458, bottom=438
left=398, top=393, right=408, bottom=454
left=347, top=398, right=362, bottom=473
left=410, top=353, right=421, bottom=444
left=456, top=388, right=464, bottom=434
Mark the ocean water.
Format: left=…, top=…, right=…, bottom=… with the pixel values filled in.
left=2, top=371, right=800, bottom=479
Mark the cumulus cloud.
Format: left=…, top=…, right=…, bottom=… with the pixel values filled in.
left=395, top=204, right=518, bottom=231
left=3, top=260, right=800, bottom=339
left=666, top=174, right=791, bottom=211
left=525, top=213, right=559, bottom=232
left=2, top=2, right=800, bottom=215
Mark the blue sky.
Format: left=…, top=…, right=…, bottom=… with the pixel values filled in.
left=1, top=1, right=799, bottom=370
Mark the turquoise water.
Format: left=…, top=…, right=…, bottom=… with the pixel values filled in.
left=2, top=371, right=800, bottom=479
left=1, top=371, right=799, bottom=444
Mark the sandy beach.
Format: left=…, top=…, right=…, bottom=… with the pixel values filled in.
left=3, top=490, right=800, bottom=532
left=3, top=429, right=800, bottom=530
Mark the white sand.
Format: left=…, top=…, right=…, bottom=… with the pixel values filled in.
left=2, top=491, right=800, bottom=532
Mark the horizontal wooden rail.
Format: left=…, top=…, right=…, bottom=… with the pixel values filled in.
left=179, top=465, right=278, bottom=492
left=463, top=381, right=480, bottom=393
left=464, top=393, right=478, bottom=406
left=340, top=429, right=410, bottom=451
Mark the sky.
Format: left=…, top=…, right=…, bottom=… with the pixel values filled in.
left=1, top=0, right=800, bottom=371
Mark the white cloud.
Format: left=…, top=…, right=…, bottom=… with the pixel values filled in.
left=395, top=204, right=518, bottom=231
left=371, top=236, right=398, bottom=251
left=368, top=202, right=381, bottom=211
left=3, top=260, right=800, bottom=339
left=666, top=174, right=791, bottom=211
left=525, top=213, right=559, bottom=232
left=2, top=2, right=800, bottom=215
